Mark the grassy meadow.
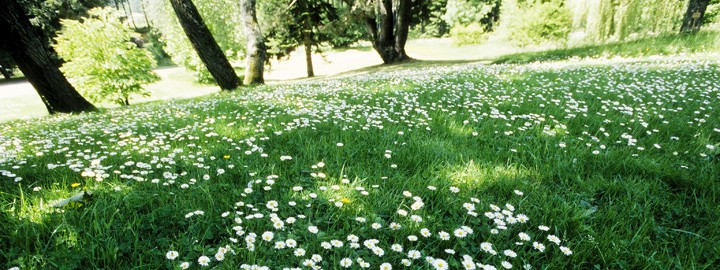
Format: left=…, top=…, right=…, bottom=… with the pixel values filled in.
left=493, top=31, right=720, bottom=64
left=1, top=53, right=720, bottom=269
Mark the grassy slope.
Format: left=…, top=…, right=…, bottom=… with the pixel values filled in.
left=1, top=55, right=719, bottom=269
left=494, top=31, right=720, bottom=64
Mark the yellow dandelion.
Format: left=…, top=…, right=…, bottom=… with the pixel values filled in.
left=71, top=182, right=81, bottom=188
left=340, top=197, right=351, bottom=204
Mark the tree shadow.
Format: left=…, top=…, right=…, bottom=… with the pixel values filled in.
left=0, top=77, right=27, bottom=85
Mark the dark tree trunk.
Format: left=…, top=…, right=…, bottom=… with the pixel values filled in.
left=240, top=0, right=266, bottom=85
left=0, top=0, right=96, bottom=114
left=304, top=33, right=315, bottom=78
left=0, top=50, right=13, bottom=79
left=394, top=0, right=411, bottom=61
left=302, top=4, right=315, bottom=78
left=681, top=0, right=710, bottom=33
left=360, top=0, right=412, bottom=64
left=170, top=0, right=240, bottom=90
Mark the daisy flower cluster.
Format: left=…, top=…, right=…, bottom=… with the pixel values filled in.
left=166, top=185, right=572, bottom=269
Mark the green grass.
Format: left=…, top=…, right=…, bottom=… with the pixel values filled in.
left=494, top=31, right=720, bottom=64
left=1, top=55, right=719, bottom=269
left=0, top=67, right=218, bottom=123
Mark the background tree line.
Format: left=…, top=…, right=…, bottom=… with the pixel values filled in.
left=1, top=0, right=718, bottom=115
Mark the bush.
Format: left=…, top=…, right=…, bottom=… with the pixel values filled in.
left=410, top=0, right=450, bottom=38
left=450, top=23, right=488, bottom=45
left=444, top=0, right=499, bottom=29
left=321, top=8, right=368, bottom=48
left=706, top=0, right=720, bottom=25
left=498, top=0, right=572, bottom=47
left=54, top=8, right=159, bottom=106
left=143, top=28, right=174, bottom=67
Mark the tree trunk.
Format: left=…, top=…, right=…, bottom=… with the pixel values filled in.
left=680, top=0, right=710, bottom=33
left=394, top=0, right=411, bottom=61
left=240, top=0, right=266, bottom=85
left=304, top=39, right=314, bottom=78
left=362, top=0, right=411, bottom=64
left=170, top=0, right=240, bottom=90
left=303, top=13, right=315, bottom=78
left=0, top=0, right=96, bottom=114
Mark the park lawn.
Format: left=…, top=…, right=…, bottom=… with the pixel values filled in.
left=493, top=31, right=720, bottom=64
left=1, top=55, right=719, bottom=269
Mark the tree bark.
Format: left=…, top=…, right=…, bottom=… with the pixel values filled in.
left=303, top=33, right=315, bottom=78
left=0, top=50, right=13, bottom=79
left=302, top=7, right=315, bottom=78
left=240, top=0, right=266, bottom=85
left=394, top=0, right=411, bottom=61
left=0, top=0, right=96, bottom=114
left=680, top=0, right=710, bottom=33
left=170, top=0, right=240, bottom=90
left=357, top=0, right=412, bottom=64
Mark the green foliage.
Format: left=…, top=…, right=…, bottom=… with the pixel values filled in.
left=498, top=0, right=572, bottom=46
left=322, top=6, right=369, bottom=48
left=450, top=22, right=488, bottom=45
left=259, top=0, right=364, bottom=60
left=410, top=0, right=450, bottom=38
left=143, top=27, right=173, bottom=67
left=258, top=0, right=298, bottom=59
left=54, top=8, right=159, bottom=105
left=148, top=0, right=245, bottom=83
left=18, top=0, right=109, bottom=36
left=570, top=0, right=687, bottom=42
left=444, top=0, right=499, bottom=29
left=705, top=0, right=720, bottom=24
left=1, top=0, right=110, bottom=74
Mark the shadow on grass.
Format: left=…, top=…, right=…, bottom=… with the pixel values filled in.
left=493, top=31, right=720, bottom=64
left=0, top=77, right=27, bottom=85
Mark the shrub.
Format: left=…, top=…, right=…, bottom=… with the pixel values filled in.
left=444, top=0, right=499, bottom=29
left=410, top=0, right=450, bottom=38
left=706, top=1, right=720, bottom=25
left=498, top=0, right=572, bottom=47
left=143, top=27, right=174, bottom=67
left=450, top=23, right=488, bottom=45
left=54, top=8, right=159, bottom=106
left=321, top=8, right=368, bottom=49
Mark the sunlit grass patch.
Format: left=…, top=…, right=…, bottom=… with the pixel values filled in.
left=444, top=160, right=537, bottom=189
